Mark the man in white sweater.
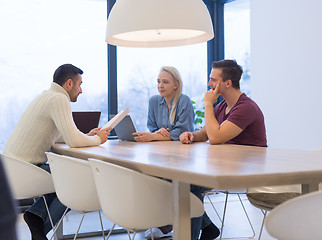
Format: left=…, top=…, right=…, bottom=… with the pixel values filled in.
left=3, top=64, right=111, bottom=240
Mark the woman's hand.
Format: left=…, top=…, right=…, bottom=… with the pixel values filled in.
left=133, top=132, right=154, bottom=142
left=156, top=128, right=170, bottom=137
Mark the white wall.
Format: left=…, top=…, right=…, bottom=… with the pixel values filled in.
left=250, top=0, right=322, bottom=150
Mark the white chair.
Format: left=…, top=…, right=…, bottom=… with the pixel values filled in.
left=46, top=152, right=111, bottom=240
left=246, top=185, right=301, bottom=239
left=1, top=153, right=56, bottom=236
left=265, top=190, right=322, bottom=240
left=89, top=158, right=204, bottom=240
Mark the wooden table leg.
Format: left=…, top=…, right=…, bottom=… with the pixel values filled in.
left=173, top=181, right=191, bottom=240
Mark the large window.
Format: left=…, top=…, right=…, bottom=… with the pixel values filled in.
left=117, top=44, right=207, bottom=132
left=0, top=0, right=251, bottom=152
left=113, top=0, right=251, bottom=132
left=0, top=0, right=108, bottom=151
left=224, top=0, right=251, bottom=96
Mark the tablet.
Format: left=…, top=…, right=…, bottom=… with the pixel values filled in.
left=114, top=115, right=137, bottom=141
left=101, top=107, right=129, bottom=129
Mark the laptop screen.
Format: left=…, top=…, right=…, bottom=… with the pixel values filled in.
left=72, top=111, right=101, bottom=134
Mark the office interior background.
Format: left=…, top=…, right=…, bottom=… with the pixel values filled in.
left=0, top=0, right=321, bottom=152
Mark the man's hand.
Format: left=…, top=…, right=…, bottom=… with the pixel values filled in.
left=204, top=81, right=221, bottom=106
left=87, top=127, right=101, bottom=136
left=179, top=132, right=194, bottom=144
left=156, top=128, right=170, bottom=137
left=97, top=127, right=112, bottom=144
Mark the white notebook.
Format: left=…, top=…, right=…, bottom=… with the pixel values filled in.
left=101, top=107, right=129, bottom=129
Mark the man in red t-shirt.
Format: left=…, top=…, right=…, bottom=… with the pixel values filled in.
left=179, top=59, right=267, bottom=240
left=180, top=59, right=267, bottom=147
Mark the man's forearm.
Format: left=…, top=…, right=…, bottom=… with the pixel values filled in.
left=204, top=104, right=220, bottom=144
left=192, top=129, right=208, bottom=142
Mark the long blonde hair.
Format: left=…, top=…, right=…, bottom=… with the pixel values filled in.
left=160, top=66, right=183, bottom=125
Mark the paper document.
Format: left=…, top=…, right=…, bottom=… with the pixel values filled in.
left=101, top=107, right=129, bottom=129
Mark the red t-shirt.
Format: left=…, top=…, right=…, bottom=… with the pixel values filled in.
left=214, top=93, right=267, bottom=147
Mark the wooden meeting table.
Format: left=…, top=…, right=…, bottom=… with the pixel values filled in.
left=52, top=140, right=322, bottom=240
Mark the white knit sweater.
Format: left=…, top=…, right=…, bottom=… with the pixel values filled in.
left=3, top=83, right=101, bottom=164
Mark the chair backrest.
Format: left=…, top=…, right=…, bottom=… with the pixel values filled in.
left=46, top=152, right=100, bottom=212
left=247, top=184, right=301, bottom=194
left=1, top=153, right=55, bottom=199
left=89, top=158, right=204, bottom=231
left=265, top=190, right=322, bottom=240
left=246, top=184, right=302, bottom=210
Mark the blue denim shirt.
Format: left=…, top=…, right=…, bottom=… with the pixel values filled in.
left=147, top=94, right=195, bottom=140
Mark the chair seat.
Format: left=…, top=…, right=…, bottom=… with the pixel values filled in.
left=247, top=192, right=301, bottom=210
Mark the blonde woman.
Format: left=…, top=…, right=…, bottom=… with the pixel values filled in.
left=134, top=66, right=194, bottom=142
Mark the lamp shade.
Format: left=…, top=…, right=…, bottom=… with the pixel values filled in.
left=106, top=0, right=214, bottom=48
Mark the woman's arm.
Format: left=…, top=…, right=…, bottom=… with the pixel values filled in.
left=134, top=132, right=172, bottom=142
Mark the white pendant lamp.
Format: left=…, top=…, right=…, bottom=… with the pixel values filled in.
left=106, top=0, right=214, bottom=48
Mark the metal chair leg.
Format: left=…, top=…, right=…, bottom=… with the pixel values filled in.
left=219, top=192, right=229, bottom=240
left=127, top=231, right=136, bottom=240
left=98, top=211, right=105, bottom=240
left=237, top=193, right=256, bottom=238
left=73, top=212, right=85, bottom=240
left=42, top=196, right=56, bottom=239
left=208, top=191, right=255, bottom=240
left=49, top=207, right=69, bottom=240
left=149, top=228, right=155, bottom=240
left=258, top=210, right=267, bottom=240
left=126, top=229, right=132, bottom=240
left=206, top=193, right=223, bottom=222
left=104, top=223, right=116, bottom=240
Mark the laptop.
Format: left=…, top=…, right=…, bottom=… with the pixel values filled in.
left=72, top=111, right=101, bottom=134
left=114, top=115, right=137, bottom=141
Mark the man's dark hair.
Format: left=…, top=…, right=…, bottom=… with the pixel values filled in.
left=212, top=59, right=243, bottom=89
left=53, top=64, right=83, bottom=86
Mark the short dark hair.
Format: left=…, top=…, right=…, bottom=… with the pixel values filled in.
left=53, top=64, right=83, bottom=86
left=212, top=59, right=243, bottom=89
